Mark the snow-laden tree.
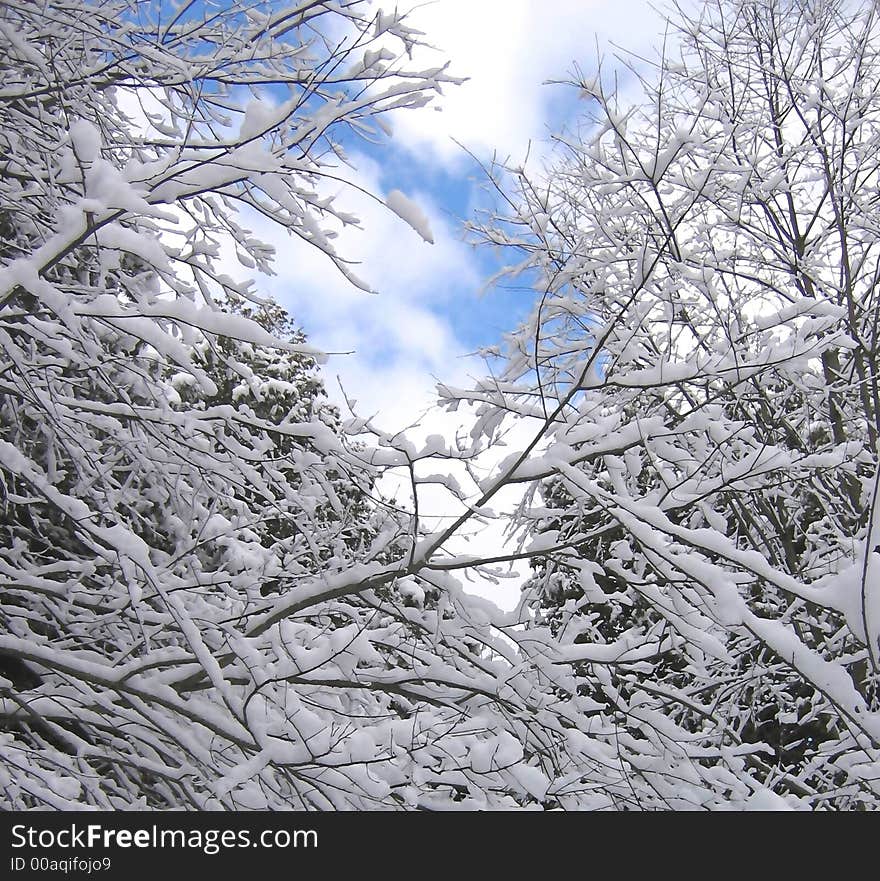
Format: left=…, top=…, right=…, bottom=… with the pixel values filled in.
left=0, top=0, right=597, bottom=810
left=8, top=0, right=880, bottom=813
left=169, top=295, right=383, bottom=586
left=445, top=0, right=880, bottom=808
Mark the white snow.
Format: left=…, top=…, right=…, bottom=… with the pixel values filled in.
left=385, top=190, right=435, bottom=244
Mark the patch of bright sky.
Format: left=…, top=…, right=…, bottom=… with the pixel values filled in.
left=259, top=0, right=669, bottom=409
left=203, top=0, right=671, bottom=608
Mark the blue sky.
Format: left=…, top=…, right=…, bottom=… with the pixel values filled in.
left=235, top=0, right=670, bottom=427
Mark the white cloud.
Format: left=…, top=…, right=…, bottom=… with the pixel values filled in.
left=391, top=0, right=667, bottom=165
left=219, top=152, right=478, bottom=399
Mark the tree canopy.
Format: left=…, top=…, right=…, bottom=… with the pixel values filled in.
left=1, top=0, right=879, bottom=810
